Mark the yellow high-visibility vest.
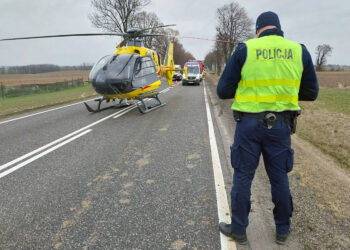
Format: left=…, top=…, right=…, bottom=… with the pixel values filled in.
left=232, top=35, right=303, bottom=112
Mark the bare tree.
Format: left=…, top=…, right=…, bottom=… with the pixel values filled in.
left=315, top=44, right=333, bottom=71
left=204, top=50, right=217, bottom=71
left=89, top=0, right=151, bottom=33
left=216, top=2, right=253, bottom=63
left=215, top=42, right=223, bottom=75
left=133, top=11, right=164, bottom=48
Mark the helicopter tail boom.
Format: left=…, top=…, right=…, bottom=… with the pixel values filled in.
left=161, top=43, right=175, bottom=86
left=161, top=43, right=188, bottom=85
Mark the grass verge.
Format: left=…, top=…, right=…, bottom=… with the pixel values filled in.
left=313, top=88, right=350, bottom=115
left=0, top=84, right=98, bottom=119
left=298, top=88, right=350, bottom=170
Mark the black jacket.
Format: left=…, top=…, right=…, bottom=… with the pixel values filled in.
left=216, top=29, right=319, bottom=101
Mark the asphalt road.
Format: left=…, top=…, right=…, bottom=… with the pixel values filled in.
left=0, top=81, right=232, bottom=249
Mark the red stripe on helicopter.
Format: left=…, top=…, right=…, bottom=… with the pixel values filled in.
left=141, top=86, right=151, bottom=90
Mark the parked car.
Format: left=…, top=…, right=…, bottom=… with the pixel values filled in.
left=172, top=65, right=183, bottom=81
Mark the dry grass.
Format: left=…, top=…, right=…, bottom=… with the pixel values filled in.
left=298, top=100, right=350, bottom=170
left=206, top=74, right=219, bottom=84
left=291, top=135, right=350, bottom=219
left=0, top=70, right=90, bottom=86
left=317, top=71, right=350, bottom=88
left=291, top=136, right=350, bottom=249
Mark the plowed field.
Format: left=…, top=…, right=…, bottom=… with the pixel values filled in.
left=0, top=71, right=90, bottom=86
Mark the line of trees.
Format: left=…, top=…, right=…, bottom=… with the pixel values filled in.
left=0, top=63, right=93, bottom=75
left=89, top=0, right=195, bottom=65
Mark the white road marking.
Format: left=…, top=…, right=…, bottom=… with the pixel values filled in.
left=159, top=87, right=170, bottom=94
left=112, top=105, right=137, bottom=118
left=0, top=85, right=173, bottom=177
left=0, top=97, right=98, bottom=126
left=0, top=105, right=135, bottom=172
left=203, top=81, right=237, bottom=250
left=0, top=129, right=92, bottom=179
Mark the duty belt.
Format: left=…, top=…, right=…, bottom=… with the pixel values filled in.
left=233, top=111, right=294, bottom=130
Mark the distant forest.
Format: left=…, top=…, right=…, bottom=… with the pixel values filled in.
left=0, top=64, right=93, bottom=75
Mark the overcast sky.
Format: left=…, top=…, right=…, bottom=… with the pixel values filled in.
left=0, top=0, right=349, bottom=66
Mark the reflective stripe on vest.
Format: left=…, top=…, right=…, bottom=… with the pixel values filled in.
left=232, top=35, right=303, bottom=112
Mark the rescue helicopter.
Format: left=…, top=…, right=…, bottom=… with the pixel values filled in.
left=0, top=25, right=187, bottom=114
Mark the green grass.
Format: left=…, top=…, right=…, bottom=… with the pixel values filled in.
left=315, top=88, right=350, bottom=115
left=0, top=85, right=97, bottom=118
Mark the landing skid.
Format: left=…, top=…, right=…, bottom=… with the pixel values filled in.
left=137, top=95, right=166, bottom=114
left=84, top=98, right=131, bottom=113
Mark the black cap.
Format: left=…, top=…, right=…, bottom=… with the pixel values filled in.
left=256, top=11, right=281, bottom=32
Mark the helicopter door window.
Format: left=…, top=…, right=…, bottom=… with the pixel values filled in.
left=133, top=57, right=158, bottom=88
left=134, top=57, right=156, bottom=79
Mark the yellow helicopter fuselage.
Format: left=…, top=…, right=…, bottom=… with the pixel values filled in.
left=102, top=45, right=164, bottom=101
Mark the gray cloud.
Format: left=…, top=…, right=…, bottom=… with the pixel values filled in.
left=0, top=0, right=349, bottom=66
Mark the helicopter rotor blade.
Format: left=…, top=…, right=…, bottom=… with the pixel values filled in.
left=117, top=24, right=176, bottom=47
left=170, top=35, right=235, bottom=44
left=140, top=34, right=165, bottom=37
left=139, top=24, right=176, bottom=33
left=0, top=24, right=176, bottom=45
left=0, top=33, right=127, bottom=42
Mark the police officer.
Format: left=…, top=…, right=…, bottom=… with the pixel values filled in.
left=217, top=11, right=319, bottom=245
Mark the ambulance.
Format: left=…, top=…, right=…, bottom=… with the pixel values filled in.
left=183, top=61, right=202, bottom=86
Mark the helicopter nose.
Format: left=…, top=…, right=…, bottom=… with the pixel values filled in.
left=112, top=81, right=127, bottom=91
